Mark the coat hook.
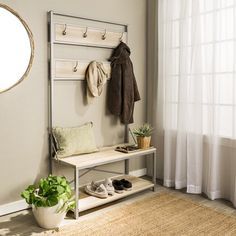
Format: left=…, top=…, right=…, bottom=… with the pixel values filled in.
left=119, top=32, right=124, bottom=42
left=73, top=61, right=78, bottom=72
left=83, top=27, right=88, bottom=38
left=102, top=29, right=107, bottom=40
left=62, top=24, right=67, bottom=35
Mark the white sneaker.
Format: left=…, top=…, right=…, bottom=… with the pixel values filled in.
left=84, top=181, right=108, bottom=198
left=103, top=178, right=115, bottom=195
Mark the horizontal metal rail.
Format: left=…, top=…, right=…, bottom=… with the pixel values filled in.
left=53, top=12, right=128, bottom=27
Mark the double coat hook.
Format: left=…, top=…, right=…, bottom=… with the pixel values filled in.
left=62, top=24, right=67, bottom=35
left=102, top=29, right=107, bottom=40
left=73, top=61, right=78, bottom=72
left=120, top=32, right=124, bottom=42
left=83, top=27, right=88, bottom=38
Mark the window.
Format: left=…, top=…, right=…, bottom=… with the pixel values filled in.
left=162, top=0, right=236, bottom=138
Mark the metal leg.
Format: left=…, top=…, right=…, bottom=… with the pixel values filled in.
left=152, top=151, right=157, bottom=192
left=74, top=168, right=79, bottom=219
left=125, top=159, right=130, bottom=175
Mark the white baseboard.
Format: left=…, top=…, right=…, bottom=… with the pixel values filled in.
left=129, top=168, right=147, bottom=177
left=0, top=168, right=147, bottom=216
left=0, top=200, right=29, bottom=216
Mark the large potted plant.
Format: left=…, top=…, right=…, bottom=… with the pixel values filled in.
left=133, top=123, right=154, bottom=149
left=21, top=175, right=75, bottom=229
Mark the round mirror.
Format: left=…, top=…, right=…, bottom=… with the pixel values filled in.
left=0, top=4, right=34, bottom=93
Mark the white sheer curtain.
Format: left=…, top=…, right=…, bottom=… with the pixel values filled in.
left=158, top=0, right=236, bottom=206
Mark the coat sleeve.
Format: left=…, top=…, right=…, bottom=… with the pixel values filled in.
left=131, top=62, right=141, bottom=102
left=121, top=59, right=141, bottom=124
left=107, top=63, right=122, bottom=116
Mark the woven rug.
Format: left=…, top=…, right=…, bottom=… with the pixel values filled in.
left=45, top=192, right=236, bottom=236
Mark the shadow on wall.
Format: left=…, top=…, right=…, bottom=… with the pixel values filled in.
left=0, top=211, right=47, bottom=236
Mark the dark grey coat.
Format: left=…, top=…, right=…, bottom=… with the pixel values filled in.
left=108, top=42, right=141, bottom=124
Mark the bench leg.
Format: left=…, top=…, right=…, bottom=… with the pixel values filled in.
left=125, top=159, right=130, bottom=175
left=74, top=167, right=79, bottom=219
left=152, top=151, right=157, bottom=192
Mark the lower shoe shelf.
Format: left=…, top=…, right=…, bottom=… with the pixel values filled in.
left=74, top=175, right=154, bottom=212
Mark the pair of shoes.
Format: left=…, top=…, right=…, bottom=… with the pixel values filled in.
left=103, top=178, right=115, bottom=196
left=112, top=179, right=132, bottom=194
left=84, top=181, right=108, bottom=198
left=84, top=178, right=115, bottom=198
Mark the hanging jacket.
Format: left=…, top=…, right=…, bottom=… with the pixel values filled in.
left=108, top=42, right=141, bottom=124
left=86, top=61, right=108, bottom=104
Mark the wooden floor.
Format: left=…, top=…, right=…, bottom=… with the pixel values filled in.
left=0, top=182, right=236, bottom=236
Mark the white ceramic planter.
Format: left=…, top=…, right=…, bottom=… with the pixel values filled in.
left=32, top=202, right=66, bottom=229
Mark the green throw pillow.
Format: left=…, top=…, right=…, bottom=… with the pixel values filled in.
left=52, top=122, right=98, bottom=158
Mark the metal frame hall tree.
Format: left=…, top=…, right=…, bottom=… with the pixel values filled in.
left=48, top=11, right=129, bottom=172
left=48, top=11, right=157, bottom=220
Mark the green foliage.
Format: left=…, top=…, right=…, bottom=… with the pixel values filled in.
left=133, top=123, right=154, bottom=137
left=21, top=175, right=75, bottom=212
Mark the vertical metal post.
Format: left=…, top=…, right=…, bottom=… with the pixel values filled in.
left=126, top=24, right=129, bottom=45
left=124, top=24, right=129, bottom=145
left=124, top=124, right=129, bottom=143
left=48, top=11, right=54, bottom=174
left=152, top=151, right=157, bottom=191
left=125, top=159, right=130, bottom=175
left=124, top=24, right=130, bottom=173
left=74, top=167, right=79, bottom=219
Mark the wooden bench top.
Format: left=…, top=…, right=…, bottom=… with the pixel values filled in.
left=54, top=145, right=156, bottom=169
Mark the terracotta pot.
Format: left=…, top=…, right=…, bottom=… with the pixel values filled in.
left=137, top=136, right=151, bottom=149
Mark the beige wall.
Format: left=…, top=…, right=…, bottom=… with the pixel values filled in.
left=0, top=0, right=147, bottom=205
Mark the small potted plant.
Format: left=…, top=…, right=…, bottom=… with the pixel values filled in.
left=133, top=123, right=154, bottom=149
left=21, top=175, right=75, bottom=229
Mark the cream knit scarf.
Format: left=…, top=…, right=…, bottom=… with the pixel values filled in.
left=86, top=61, right=108, bottom=103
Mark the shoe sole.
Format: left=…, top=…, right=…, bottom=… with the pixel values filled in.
left=84, top=188, right=108, bottom=199
left=115, top=189, right=124, bottom=194
left=124, top=187, right=132, bottom=191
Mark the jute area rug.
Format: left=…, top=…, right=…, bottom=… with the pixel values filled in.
left=46, top=192, right=236, bottom=236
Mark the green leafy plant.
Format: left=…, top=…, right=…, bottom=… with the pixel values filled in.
left=21, top=175, right=75, bottom=212
left=133, top=123, right=154, bottom=137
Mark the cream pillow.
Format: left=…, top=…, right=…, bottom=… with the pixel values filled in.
left=52, top=122, right=98, bottom=158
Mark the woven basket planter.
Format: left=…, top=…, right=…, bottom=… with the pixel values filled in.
left=137, top=136, right=151, bottom=149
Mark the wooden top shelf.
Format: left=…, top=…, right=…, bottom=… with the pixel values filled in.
left=54, top=145, right=156, bottom=169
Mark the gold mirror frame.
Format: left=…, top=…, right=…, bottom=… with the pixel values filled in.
left=0, top=4, right=34, bottom=94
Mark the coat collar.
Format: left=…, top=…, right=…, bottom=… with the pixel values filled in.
left=109, top=42, right=131, bottom=63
